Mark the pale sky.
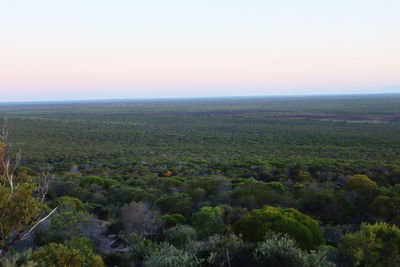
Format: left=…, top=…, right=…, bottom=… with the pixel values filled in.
left=1, top=0, right=399, bottom=101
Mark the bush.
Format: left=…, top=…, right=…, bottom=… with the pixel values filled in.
left=203, top=234, right=249, bottom=266
left=0, top=141, right=40, bottom=254
left=121, top=202, right=163, bottom=237
left=32, top=237, right=104, bottom=267
left=50, top=196, right=85, bottom=212
left=36, top=197, right=90, bottom=244
left=0, top=249, right=36, bottom=267
left=231, top=179, right=282, bottom=208
left=143, top=242, right=202, bottom=267
left=191, top=206, right=225, bottom=239
left=265, top=182, right=286, bottom=194
left=233, top=206, right=324, bottom=249
left=339, top=221, right=400, bottom=266
left=162, top=213, right=186, bottom=228
left=347, top=174, right=378, bottom=201
left=80, top=175, right=120, bottom=189
left=254, top=232, right=334, bottom=267
left=156, top=193, right=193, bottom=216
left=369, top=195, right=399, bottom=221
left=164, top=225, right=197, bottom=248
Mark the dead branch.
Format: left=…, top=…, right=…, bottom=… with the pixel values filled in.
left=21, top=207, right=58, bottom=240
left=0, top=118, right=58, bottom=255
left=38, top=165, right=54, bottom=203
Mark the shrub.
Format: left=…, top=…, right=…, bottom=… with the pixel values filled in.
left=80, top=175, right=120, bottom=189
left=292, top=183, right=306, bottom=198
left=50, top=196, right=85, bottom=212
left=233, top=206, right=323, bottom=249
left=127, top=233, right=158, bottom=266
left=231, top=179, right=282, bottom=208
left=162, top=213, right=186, bottom=228
left=265, top=182, right=286, bottom=193
left=347, top=174, right=378, bottom=199
left=121, top=202, right=163, bottom=237
left=339, top=221, right=400, bottom=266
left=32, top=237, right=104, bottom=267
left=203, top=234, right=249, bottom=266
left=187, top=178, right=221, bottom=197
left=36, top=196, right=90, bottom=243
left=0, top=142, right=41, bottom=255
left=156, top=193, right=193, bottom=216
left=0, top=249, right=36, bottom=267
left=369, top=195, right=399, bottom=221
left=254, top=232, right=334, bottom=267
left=191, top=206, right=225, bottom=239
left=143, top=242, right=202, bottom=267
left=164, top=225, right=197, bottom=248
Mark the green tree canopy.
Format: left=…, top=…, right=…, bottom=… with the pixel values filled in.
left=191, top=206, right=225, bottom=238
left=347, top=174, right=378, bottom=197
left=233, top=206, right=323, bottom=249
left=339, top=221, right=400, bottom=267
left=33, top=237, right=104, bottom=267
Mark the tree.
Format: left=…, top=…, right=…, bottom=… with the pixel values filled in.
left=162, top=213, right=186, bottom=228
left=347, top=174, right=379, bottom=213
left=233, top=206, right=324, bottom=249
left=156, top=192, right=193, bottom=216
left=347, top=174, right=378, bottom=200
left=164, top=225, right=197, bottom=248
left=121, top=201, right=163, bottom=237
left=0, top=119, right=56, bottom=256
left=32, top=237, right=104, bottom=267
left=36, top=196, right=90, bottom=243
left=143, top=242, right=202, bottom=267
left=191, top=206, right=225, bottom=239
left=231, top=179, right=283, bottom=209
left=254, top=232, right=334, bottom=267
left=339, top=222, right=400, bottom=267
left=370, top=195, right=399, bottom=221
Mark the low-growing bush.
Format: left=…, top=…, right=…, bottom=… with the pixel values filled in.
left=233, top=206, right=324, bottom=249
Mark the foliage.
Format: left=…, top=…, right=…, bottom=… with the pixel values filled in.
left=162, top=213, right=186, bottom=228
left=0, top=164, right=39, bottom=254
left=231, top=179, right=283, bottom=208
left=164, top=225, right=197, bottom=248
left=191, top=206, right=225, bottom=239
left=202, top=234, right=249, bottom=266
left=156, top=193, right=193, bottom=216
left=36, top=197, right=89, bottom=243
left=50, top=196, right=85, bottom=212
left=370, top=195, right=399, bottom=221
left=0, top=137, right=55, bottom=256
left=121, top=201, right=163, bottom=237
left=32, top=237, right=104, bottom=267
left=339, top=222, right=400, bottom=266
left=347, top=174, right=379, bottom=197
left=254, top=232, right=335, bottom=267
left=2, top=96, right=400, bottom=265
left=126, top=233, right=159, bottom=266
left=0, top=249, right=36, bottom=267
left=233, top=206, right=324, bottom=249
left=143, top=242, right=203, bottom=267
left=80, top=175, right=120, bottom=189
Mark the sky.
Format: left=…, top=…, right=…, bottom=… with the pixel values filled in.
left=1, top=0, right=399, bottom=101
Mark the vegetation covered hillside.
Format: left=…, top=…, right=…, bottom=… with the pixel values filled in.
left=1, top=95, right=400, bottom=266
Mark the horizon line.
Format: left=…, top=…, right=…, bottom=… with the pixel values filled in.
left=1, top=91, right=400, bottom=105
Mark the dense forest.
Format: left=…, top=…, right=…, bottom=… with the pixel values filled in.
left=1, top=95, right=400, bottom=266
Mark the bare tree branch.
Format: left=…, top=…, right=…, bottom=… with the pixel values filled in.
left=38, top=165, right=54, bottom=203
left=0, top=118, right=58, bottom=255
left=21, top=207, right=58, bottom=240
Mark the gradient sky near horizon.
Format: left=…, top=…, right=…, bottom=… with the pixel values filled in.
left=1, top=0, right=400, bottom=101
